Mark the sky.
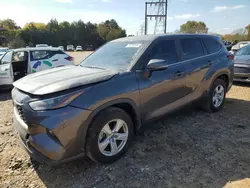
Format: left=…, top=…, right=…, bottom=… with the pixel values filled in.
left=0, top=0, right=249, bottom=35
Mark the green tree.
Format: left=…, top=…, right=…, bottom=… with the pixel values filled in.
left=246, top=24, right=250, bottom=40
left=0, top=19, right=20, bottom=30
left=180, top=21, right=208, bottom=34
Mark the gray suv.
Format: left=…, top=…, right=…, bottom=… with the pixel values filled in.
left=12, top=34, right=234, bottom=165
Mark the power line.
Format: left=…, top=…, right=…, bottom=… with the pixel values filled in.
left=144, top=0, right=168, bottom=35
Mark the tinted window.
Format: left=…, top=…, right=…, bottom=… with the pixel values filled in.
left=31, top=50, right=53, bottom=61
left=149, top=40, right=178, bottom=65
left=180, top=39, right=204, bottom=60
left=236, top=45, right=250, bottom=56
left=204, top=38, right=222, bottom=54
left=56, top=50, right=65, bottom=55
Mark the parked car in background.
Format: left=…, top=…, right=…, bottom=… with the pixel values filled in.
left=231, top=41, right=250, bottom=54
left=12, top=34, right=233, bottom=165
left=36, top=44, right=49, bottom=48
left=76, top=46, right=83, bottom=51
left=67, top=45, right=75, bottom=51
left=223, top=41, right=233, bottom=51
left=58, top=46, right=64, bottom=51
left=0, top=47, right=74, bottom=87
left=233, top=44, right=250, bottom=83
left=0, top=47, right=9, bottom=59
left=85, top=45, right=94, bottom=51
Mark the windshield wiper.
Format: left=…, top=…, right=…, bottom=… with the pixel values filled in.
left=80, top=65, right=106, bottom=70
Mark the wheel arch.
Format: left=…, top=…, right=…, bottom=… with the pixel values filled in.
left=81, top=99, right=141, bottom=151
left=209, top=71, right=230, bottom=91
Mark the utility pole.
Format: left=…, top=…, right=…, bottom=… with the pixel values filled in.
left=145, top=0, right=168, bottom=35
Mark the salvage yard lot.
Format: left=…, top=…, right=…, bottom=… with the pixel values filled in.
left=0, top=52, right=250, bottom=188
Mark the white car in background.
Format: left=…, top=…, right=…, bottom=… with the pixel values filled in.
left=0, top=47, right=74, bottom=87
left=67, top=45, right=75, bottom=51
left=58, top=46, right=64, bottom=51
left=0, top=48, right=9, bottom=59
left=231, top=41, right=250, bottom=53
left=76, top=46, right=83, bottom=51
left=36, top=44, right=49, bottom=48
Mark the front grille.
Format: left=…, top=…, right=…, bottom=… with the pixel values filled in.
left=16, top=104, right=27, bottom=123
left=234, top=67, right=250, bottom=74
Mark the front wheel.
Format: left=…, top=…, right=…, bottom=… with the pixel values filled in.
left=86, top=107, right=134, bottom=164
left=202, top=78, right=226, bottom=113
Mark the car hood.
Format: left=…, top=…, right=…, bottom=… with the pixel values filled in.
left=13, top=65, right=117, bottom=95
left=234, top=55, right=250, bottom=65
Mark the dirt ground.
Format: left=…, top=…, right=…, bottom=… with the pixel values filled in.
left=1, top=53, right=250, bottom=187
left=68, top=51, right=93, bottom=64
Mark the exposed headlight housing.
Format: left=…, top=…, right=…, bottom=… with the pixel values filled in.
left=29, top=91, right=84, bottom=111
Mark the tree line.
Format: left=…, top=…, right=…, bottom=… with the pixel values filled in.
left=178, top=20, right=250, bottom=42
left=0, top=18, right=126, bottom=49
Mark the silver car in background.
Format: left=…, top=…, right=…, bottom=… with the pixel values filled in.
left=231, top=41, right=250, bottom=54
left=234, top=44, right=250, bottom=83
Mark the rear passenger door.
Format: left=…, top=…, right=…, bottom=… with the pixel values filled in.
left=179, top=38, right=209, bottom=94
left=30, top=50, right=54, bottom=73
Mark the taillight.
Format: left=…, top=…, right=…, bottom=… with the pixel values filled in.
left=227, top=54, right=234, bottom=60
left=65, top=56, right=74, bottom=61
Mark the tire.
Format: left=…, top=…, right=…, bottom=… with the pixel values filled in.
left=86, top=107, right=134, bottom=164
left=202, top=78, right=226, bottom=113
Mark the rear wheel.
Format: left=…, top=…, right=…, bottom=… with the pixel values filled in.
left=86, top=107, right=134, bottom=164
left=202, top=78, right=226, bottom=113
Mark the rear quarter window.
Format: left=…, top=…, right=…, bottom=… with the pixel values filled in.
left=203, top=38, right=222, bottom=54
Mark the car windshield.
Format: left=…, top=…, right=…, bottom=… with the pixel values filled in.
left=80, top=40, right=149, bottom=71
left=236, top=45, right=250, bottom=56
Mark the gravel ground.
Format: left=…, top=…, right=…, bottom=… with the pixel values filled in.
left=0, top=54, right=250, bottom=187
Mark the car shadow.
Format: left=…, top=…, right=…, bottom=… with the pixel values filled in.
left=0, top=89, right=12, bottom=101
left=33, top=98, right=250, bottom=188
left=233, top=81, right=250, bottom=88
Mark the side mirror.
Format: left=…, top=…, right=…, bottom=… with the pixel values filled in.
left=147, top=59, right=168, bottom=71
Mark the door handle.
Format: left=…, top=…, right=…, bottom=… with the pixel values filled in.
left=174, top=71, right=183, bottom=77
left=4, top=68, right=9, bottom=71
left=52, top=59, right=58, bottom=62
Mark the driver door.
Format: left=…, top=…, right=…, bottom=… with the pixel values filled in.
left=137, top=39, right=190, bottom=121
left=0, top=51, right=13, bottom=86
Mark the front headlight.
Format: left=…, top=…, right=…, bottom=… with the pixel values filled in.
left=29, top=91, right=84, bottom=111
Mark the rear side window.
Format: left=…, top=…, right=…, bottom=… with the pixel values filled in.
left=56, top=50, right=65, bottom=55
left=203, top=39, right=222, bottom=54
left=180, top=39, right=204, bottom=61
left=30, top=50, right=62, bottom=61
left=149, top=40, right=178, bottom=65
left=31, top=50, right=50, bottom=61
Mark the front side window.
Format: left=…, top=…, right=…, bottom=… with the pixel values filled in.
left=180, top=39, right=204, bottom=61
left=149, top=40, right=178, bottom=65
left=80, top=40, right=150, bottom=71
left=236, top=45, right=250, bottom=56
left=203, top=38, right=222, bottom=54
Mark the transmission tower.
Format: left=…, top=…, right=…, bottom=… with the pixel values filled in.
left=145, top=0, right=168, bottom=35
